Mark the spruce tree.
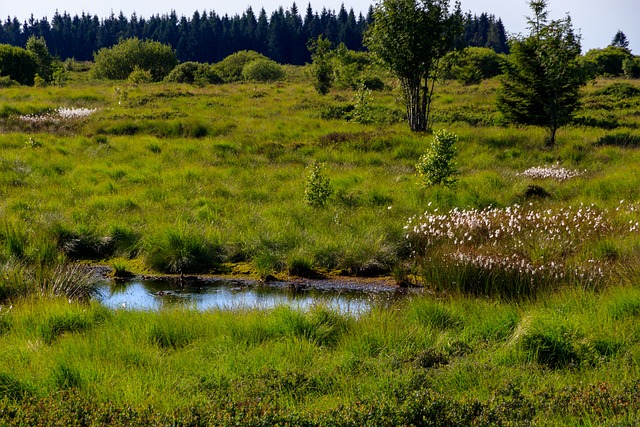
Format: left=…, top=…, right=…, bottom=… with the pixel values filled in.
left=497, top=0, right=589, bottom=147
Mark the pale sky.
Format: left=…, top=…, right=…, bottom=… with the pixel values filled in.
left=3, top=0, right=639, bottom=53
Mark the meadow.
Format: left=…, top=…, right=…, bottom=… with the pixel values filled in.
left=1, top=66, right=640, bottom=425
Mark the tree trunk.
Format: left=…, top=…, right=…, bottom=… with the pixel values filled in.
left=404, top=77, right=428, bottom=132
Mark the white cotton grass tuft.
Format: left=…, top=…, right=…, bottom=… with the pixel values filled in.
left=18, top=107, right=98, bottom=123
left=517, top=163, right=585, bottom=181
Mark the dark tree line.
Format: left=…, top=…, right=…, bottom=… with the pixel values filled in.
left=463, top=12, right=509, bottom=54
left=0, top=3, right=508, bottom=65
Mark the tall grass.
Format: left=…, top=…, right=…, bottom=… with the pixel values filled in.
left=3, top=285, right=640, bottom=423
left=0, top=72, right=638, bottom=293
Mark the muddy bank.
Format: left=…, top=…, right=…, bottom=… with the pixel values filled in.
left=93, top=265, right=418, bottom=294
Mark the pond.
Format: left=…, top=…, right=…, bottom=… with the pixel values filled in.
left=97, top=277, right=405, bottom=315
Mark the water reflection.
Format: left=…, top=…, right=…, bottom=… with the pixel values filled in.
left=98, top=278, right=400, bottom=315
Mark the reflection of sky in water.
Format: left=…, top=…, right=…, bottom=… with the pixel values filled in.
left=98, top=280, right=389, bottom=316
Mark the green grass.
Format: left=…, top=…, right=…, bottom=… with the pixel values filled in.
left=0, top=69, right=640, bottom=423
left=0, top=75, right=638, bottom=286
left=1, top=288, right=640, bottom=424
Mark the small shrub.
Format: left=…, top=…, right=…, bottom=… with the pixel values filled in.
left=319, top=104, right=354, bottom=120
left=623, top=56, right=640, bottom=79
left=165, top=61, right=222, bottom=85
left=350, top=84, right=374, bottom=124
left=361, top=76, right=385, bottom=91
left=214, top=50, right=269, bottom=82
left=0, top=76, right=19, bottom=87
left=91, top=37, right=177, bottom=81
left=304, top=162, right=333, bottom=208
left=415, top=129, right=459, bottom=187
left=242, top=59, right=285, bottom=82
left=127, top=67, right=153, bottom=84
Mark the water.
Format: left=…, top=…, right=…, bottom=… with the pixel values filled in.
left=98, top=277, right=402, bottom=315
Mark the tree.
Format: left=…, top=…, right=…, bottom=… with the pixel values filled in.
left=91, top=37, right=177, bottom=81
left=611, top=30, right=629, bottom=49
left=497, top=0, right=589, bottom=147
left=26, top=35, right=54, bottom=82
left=308, top=35, right=334, bottom=94
left=364, top=0, right=462, bottom=132
left=0, top=44, right=37, bottom=85
left=415, top=129, right=459, bottom=187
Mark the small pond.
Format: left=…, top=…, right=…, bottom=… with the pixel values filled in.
left=98, top=277, right=405, bottom=315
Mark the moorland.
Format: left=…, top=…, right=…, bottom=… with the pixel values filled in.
left=0, top=60, right=640, bottom=425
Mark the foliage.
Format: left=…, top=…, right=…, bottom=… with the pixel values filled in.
left=332, top=43, right=375, bottom=90
left=350, top=84, right=375, bottom=124
left=583, top=46, right=633, bottom=77
left=91, top=37, right=178, bottom=81
left=497, top=0, right=589, bottom=147
left=213, top=50, right=269, bottom=82
left=365, top=0, right=463, bottom=131
left=623, top=56, right=640, bottom=79
left=611, top=30, right=630, bottom=49
left=165, top=61, right=222, bottom=85
left=444, top=47, right=505, bottom=84
left=308, top=36, right=334, bottom=95
left=304, top=162, right=333, bottom=208
left=25, top=36, right=55, bottom=83
left=463, top=12, right=510, bottom=54
left=415, top=129, right=459, bottom=187
left=0, top=75, right=19, bottom=87
left=0, top=44, right=37, bottom=85
left=127, top=67, right=153, bottom=84
left=241, top=58, right=285, bottom=82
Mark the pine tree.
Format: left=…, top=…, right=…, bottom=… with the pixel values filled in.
left=611, top=30, right=629, bottom=49
left=497, top=0, right=589, bottom=147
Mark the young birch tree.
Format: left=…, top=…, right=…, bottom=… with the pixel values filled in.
left=364, top=0, right=462, bottom=132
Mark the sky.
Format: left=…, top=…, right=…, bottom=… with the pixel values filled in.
left=3, top=0, right=639, bottom=53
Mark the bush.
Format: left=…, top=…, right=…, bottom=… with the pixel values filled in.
left=304, top=162, right=333, bottom=208
left=91, top=37, right=178, bottom=81
left=213, top=50, right=269, bottom=82
left=0, top=44, right=37, bottom=85
left=127, top=67, right=153, bottom=84
left=415, top=129, right=459, bottom=187
left=242, top=59, right=285, bottom=82
left=623, top=57, right=640, bottom=79
left=0, top=75, right=19, bottom=87
left=445, top=47, right=505, bottom=83
left=165, top=61, right=222, bottom=85
left=583, top=46, right=633, bottom=77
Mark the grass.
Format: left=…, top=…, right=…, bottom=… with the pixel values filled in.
left=0, top=69, right=639, bottom=423
left=1, top=288, right=640, bottom=424
left=0, top=76, right=638, bottom=286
